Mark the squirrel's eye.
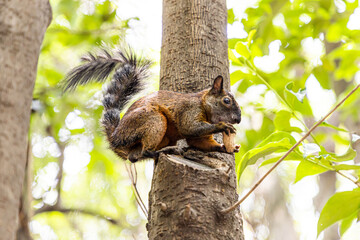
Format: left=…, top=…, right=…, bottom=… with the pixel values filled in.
left=223, top=97, right=231, bottom=104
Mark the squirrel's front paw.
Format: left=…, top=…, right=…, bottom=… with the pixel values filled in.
left=212, top=144, right=227, bottom=153
left=157, top=146, right=184, bottom=155
left=217, top=122, right=236, bottom=135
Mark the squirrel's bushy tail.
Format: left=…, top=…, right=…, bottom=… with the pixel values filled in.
left=63, top=48, right=152, bottom=138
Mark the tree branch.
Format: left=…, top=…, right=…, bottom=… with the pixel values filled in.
left=34, top=128, right=121, bottom=226
left=221, top=83, right=360, bottom=214
left=34, top=205, right=120, bottom=225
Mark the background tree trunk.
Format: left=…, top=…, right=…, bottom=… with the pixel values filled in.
left=312, top=41, right=349, bottom=240
left=260, top=174, right=297, bottom=240
left=0, top=0, right=51, bottom=239
left=147, top=0, right=244, bottom=239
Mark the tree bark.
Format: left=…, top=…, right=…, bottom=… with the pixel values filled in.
left=147, top=0, right=244, bottom=239
left=159, top=0, right=230, bottom=93
left=0, top=0, right=51, bottom=239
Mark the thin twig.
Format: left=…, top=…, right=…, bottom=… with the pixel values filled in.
left=129, top=163, right=148, bottom=214
left=124, top=163, right=148, bottom=217
left=221, top=83, right=360, bottom=214
left=303, top=156, right=359, bottom=184
left=336, top=170, right=359, bottom=184
left=132, top=163, right=138, bottom=185
left=131, top=164, right=148, bottom=214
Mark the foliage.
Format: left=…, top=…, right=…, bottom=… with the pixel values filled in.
left=228, top=0, right=360, bottom=237
left=30, top=0, right=149, bottom=239
left=30, top=0, right=360, bottom=238
left=317, top=188, right=360, bottom=235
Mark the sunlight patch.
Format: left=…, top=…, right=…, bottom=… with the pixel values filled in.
left=254, top=40, right=285, bottom=73
left=301, top=37, right=325, bottom=67
left=348, top=8, right=360, bottom=30
left=63, top=145, right=91, bottom=175
left=305, top=74, right=336, bottom=120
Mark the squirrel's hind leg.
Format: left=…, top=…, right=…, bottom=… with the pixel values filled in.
left=186, top=135, right=226, bottom=152
left=127, top=111, right=168, bottom=162
left=140, top=112, right=167, bottom=153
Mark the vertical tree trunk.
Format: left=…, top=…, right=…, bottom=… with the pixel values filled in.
left=159, top=0, right=230, bottom=93
left=0, top=1, right=51, bottom=239
left=312, top=41, right=348, bottom=240
left=147, top=0, right=244, bottom=239
left=260, top=175, right=297, bottom=240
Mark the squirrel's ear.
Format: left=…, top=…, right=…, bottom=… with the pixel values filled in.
left=210, top=75, right=224, bottom=94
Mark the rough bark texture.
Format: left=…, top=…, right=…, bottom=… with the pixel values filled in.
left=147, top=0, right=244, bottom=239
left=160, top=0, right=230, bottom=93
left=0, top=0, right=52, bottom=239
left=148, top=152, right=243, bottom=239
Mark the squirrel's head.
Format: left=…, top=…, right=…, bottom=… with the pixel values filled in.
left=203, top=75, right=241, bottom=125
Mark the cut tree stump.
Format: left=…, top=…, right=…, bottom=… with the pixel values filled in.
left=147, top=150, right=243, bottom=239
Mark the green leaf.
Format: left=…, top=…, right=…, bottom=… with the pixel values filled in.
left=313, top=66, right=331, bottom=89
left=230, top=70, right=255, bottom=85
left=236, top=79, right=251, bottom=93
left=320, top=122, right=348, bottom=132
left=228, top=49, right=242, bottom=65
left=332, top=134, right=351, bottom=145
left=257, top=131, right=297, bottom=147
left=229, top=38, right=244, bottom=49
left=285, top=82, right=306, bottom=103
left=333, top=164, right=360, bottom=171
left=326, top=23, right=342, bottom=43
left=339, top=212, right=357, bottom=236
left=329, top=146, right=357, bottom=162
left=295, top=157, right=331, bottom=182
left=247, top=29, right=257, bottom=46
left=69, top=128, right=85, bottom=135
left=260, top=150, right=303, bottom=167
left=274, top=110, right=302, bottom=132
left=284, top=82, right=313, bottom=116
left=235, top=42, right=251, bottom=59
left=237, top=134, right=293, bottom=178
left=317, top=189, right=360, bottom=236
left=228, top=9, right=235, bottom=24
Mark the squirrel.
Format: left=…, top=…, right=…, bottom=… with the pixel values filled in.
left=63, top=48, right=241, bottom=163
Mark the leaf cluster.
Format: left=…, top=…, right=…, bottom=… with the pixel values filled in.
left=228, top=0, right=360, bottom=236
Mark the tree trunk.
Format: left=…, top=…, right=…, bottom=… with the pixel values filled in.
left=147, top=0, right=244, bottom=239
left=0, top=1, right=51, bottom=239
left=159, top=0, right=230, bottom=93
left=260, top=174, right=297, bottom=240
left=312, top=41, right=348, bottom=240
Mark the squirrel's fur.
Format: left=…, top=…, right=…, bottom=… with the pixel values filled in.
left=63, top=48, right=241, bottom=162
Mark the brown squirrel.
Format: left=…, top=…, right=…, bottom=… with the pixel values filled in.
left=63, top=48, right=241, bottom=162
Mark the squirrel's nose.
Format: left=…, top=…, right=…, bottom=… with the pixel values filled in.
left=233, top=114, right=241, bottom=124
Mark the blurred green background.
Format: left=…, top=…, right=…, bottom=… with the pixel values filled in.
left=30, top=0, right=360, bottom=239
